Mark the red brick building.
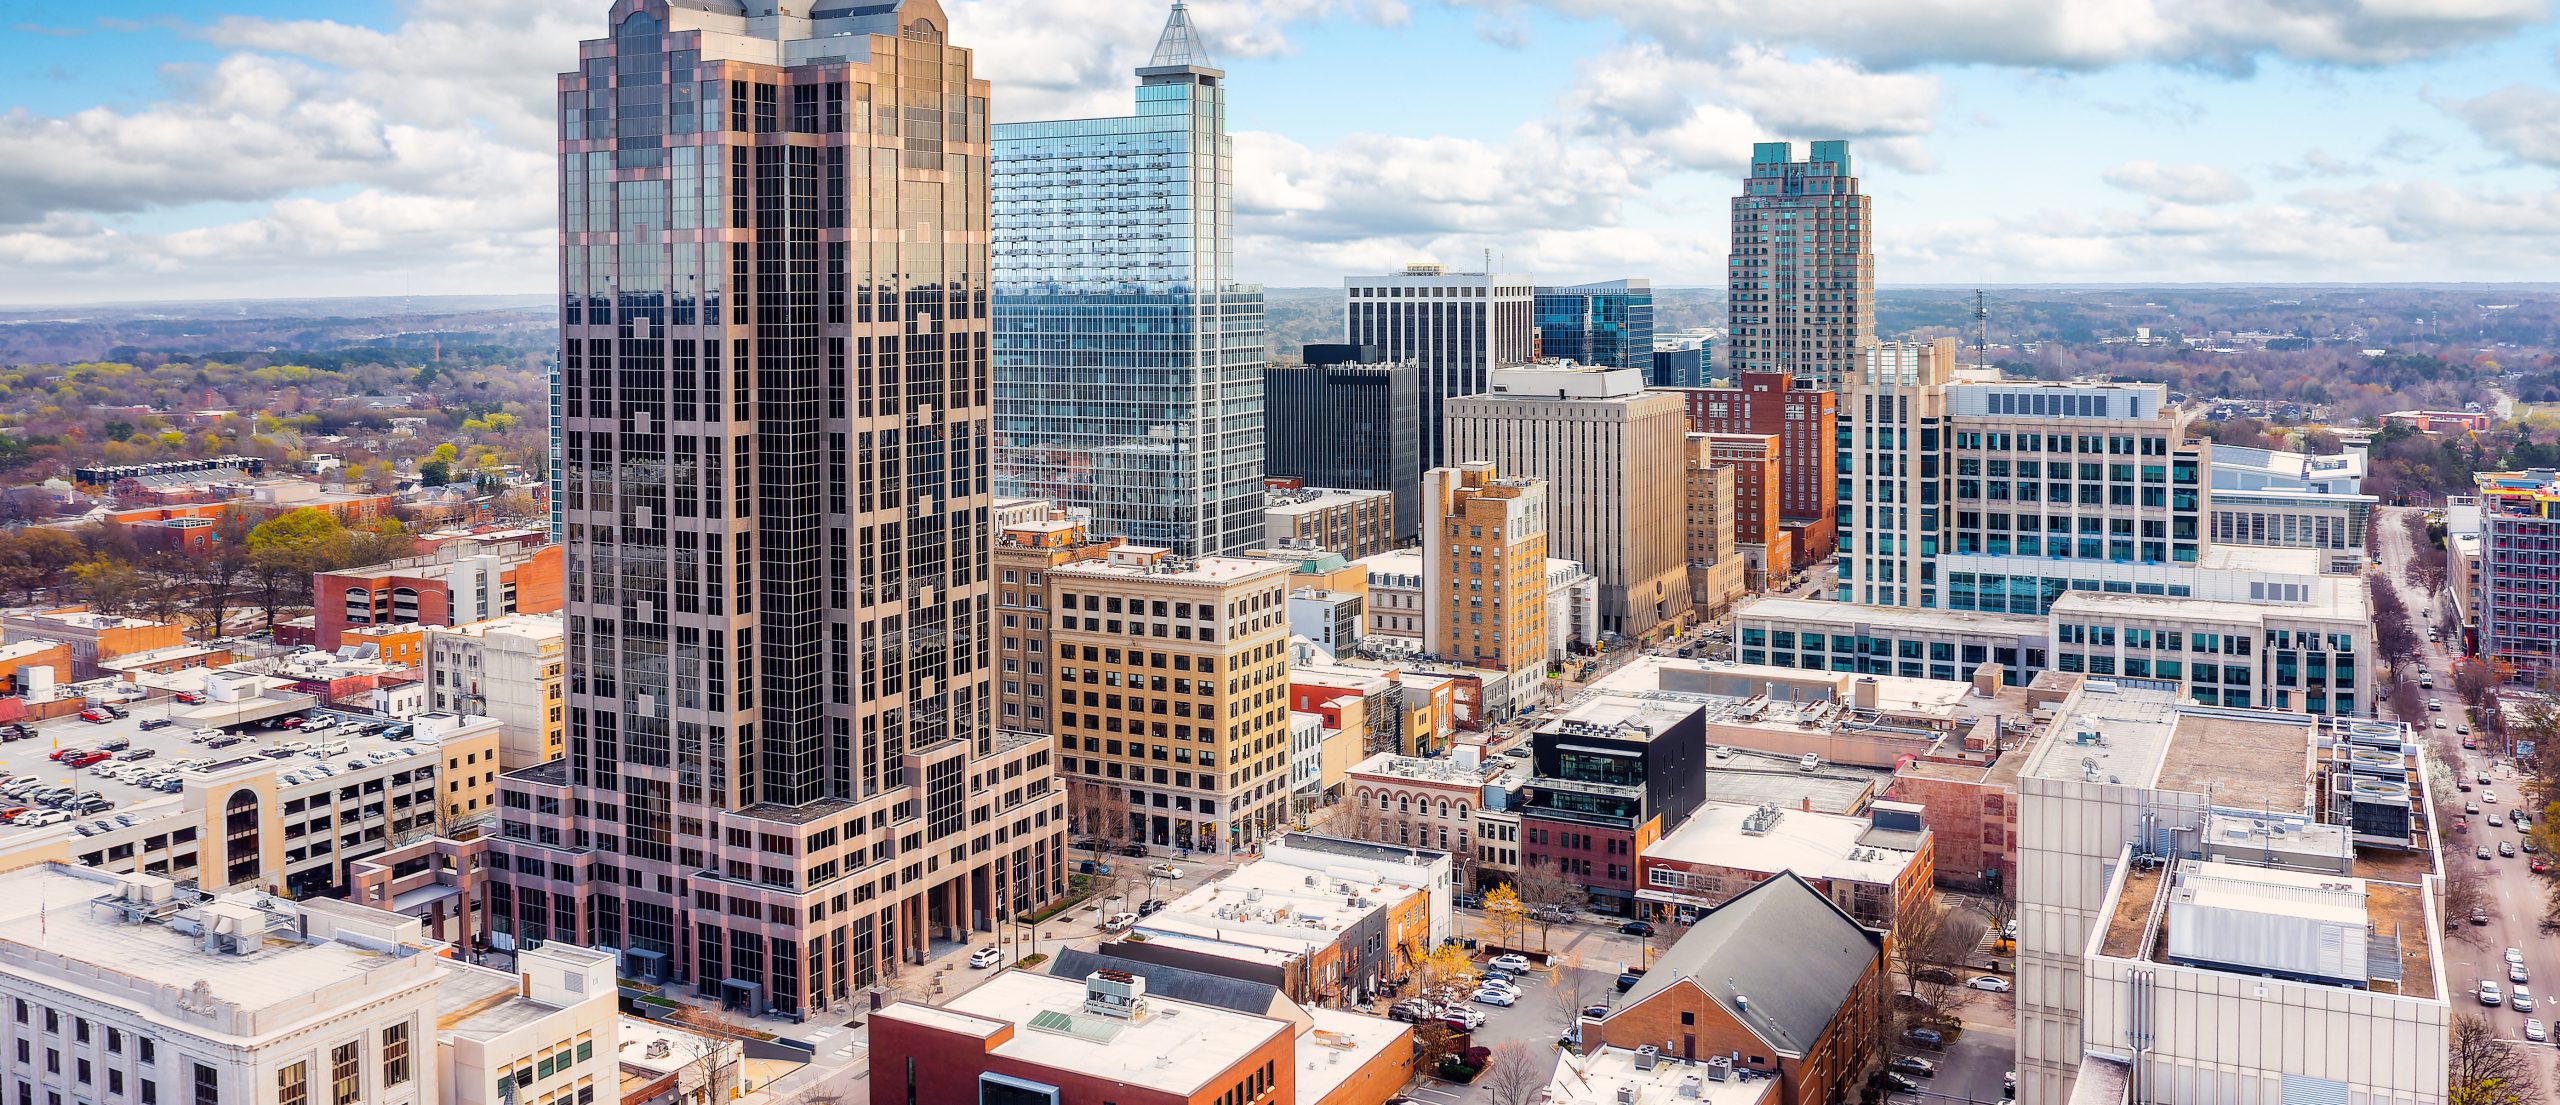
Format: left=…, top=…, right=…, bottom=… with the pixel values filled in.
left=1673, top=372, right=1838, bottom=561
left=1595, top=873, right=1884, bottom=1105
left=1702, top=433, right=1788, bottom=584
left=872, top=966, right=1411, bottom=1105
left=313, top=542, right=562, bottom=652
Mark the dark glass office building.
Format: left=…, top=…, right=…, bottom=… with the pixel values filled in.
left=1263, top=343, right=1422, bottom=544
left=1533, top=279, right=1654, bottom=371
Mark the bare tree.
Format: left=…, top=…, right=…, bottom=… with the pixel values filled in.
left=1547, top=966, right=1599, bottom=1039
left=1476, top=1041, right=1548, bottom=1105
left=2449, top=1012, right=2535, bottom=1105
left=2443, top=863, right=2493, bottom=944
left=1512, top=860, right=1588, bottom=955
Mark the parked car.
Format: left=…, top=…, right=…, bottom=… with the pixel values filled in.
left=1914, top=967, right=1958, bottom=985
left=1618, top=920, right=1656, bottom=937
left=1904, top=1027, right=1944, bottom=1049
left=1487, top=954, right=1532, bottom=973
left=1889, top=1056, right=1938, bottom=1077
left=968, top=946, right=1002, bottom=969
left=1469, top=988, right=1516, bottom=1007
left=1118, top=843, right=1149, bottom=857
left=76, top=709, right=111, bottom=724
left=71, top=797, right=111, bottom=814
left=1102, top=912, right=1138, bottom=932
left=1580, top=1004, right=1610, bottom=1019
left=96, top=737, right=129, bottom=752
left=1388, top=1000, right=1440, bottom=1023
left=1615, top=971, right=1646, bottom=992
left=1148, top=863, right=1184, bottom=879
left=1439, top=1006, right=1487, bottom=1031
left=17, top=811, right=67, bottom=827
left=2501, top=841, right=2517, bottom=858
left=138, top=718, right=173, bottom=731
left=1967, top=975, right=2013, bottom=992
left=173, top=691, right=205, bottom=705
left=1875, top=1072, right=1920, bottom=1094
left=66, top=752, right=109, bottom=769
left=119, top=748, right=155, bottom=761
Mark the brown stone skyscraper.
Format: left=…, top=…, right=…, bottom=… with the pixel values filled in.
left=487, top=0, right=1068, bottom=1019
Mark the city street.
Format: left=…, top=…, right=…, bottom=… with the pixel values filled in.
left=2374, top=505, right=2558, bottom=1095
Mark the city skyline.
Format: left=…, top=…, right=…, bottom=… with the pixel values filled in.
left=9, top=1, right=2560, bottom=302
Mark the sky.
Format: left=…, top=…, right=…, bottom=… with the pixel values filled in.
left=4, top=0, right=2560, bottom=305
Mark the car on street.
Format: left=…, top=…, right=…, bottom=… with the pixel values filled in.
left=2429, top=699, right=2443, bottom=711
left=1102, top=912, right=1138, bottom=932
left=2478, top=846, right=2493, bottom=861
left=2466, top=803, right=2480, bottom=816
left=2512, top=963, right=2530, bottom=985
left=1618, top=920, right=1656, bottom=937
left=1488, top=954, right=1531, bottom=973
left=2474, top=907, right=2493, bottom=925
left=2465, top=738, right=2478, bottom=749
left=2501, top=842, right=2517, bottom=858
left=2459, top=724, right=2472, bottom=735
left=1146, top=863, right=1183, bottom=879
left=2529, top=1019, right=2548, bottom=1044
left=2485, top=791, right=2499, bottom=804
left=2517, top=992, right=2539, bottom=1013
left=2507, top=948, right=2525, bottom=966
left=1075, top=860, right=1111, bottom=875
left=2457, top=780, right=2473, bottom=792
left=968, top=946, right=1002, bottom=969
left=2480, top=773, right=2493, bottom=785
left=2433, top=719, right=2446, bottom=729
left=1888, top=1056, right=1938, bottom=1078
left=2490, top=814, right=2505, bottom=827
left=2481, top=980, right=2504, bottom=1007
left=1967, top=975, right=2013, bottom=992
left=1581, top=1004, right=1610, bottom=1019
left=1118, top=843, right=1149, bottom=857
left=1469, top=988, right=1516, bottom=1007
left=2537, top=861, right=2550, bottom=874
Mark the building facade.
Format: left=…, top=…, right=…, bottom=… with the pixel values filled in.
left=495, top=0, right=1069, bottom=1019
left=1262, top=345, right=1423, bottom=544
left=2470, top=469, right=2560, bottom=682
left=993, top=507, right=1123, bottom=734
left=1727, top=141, right=1873, bottom=392
left=312, top=543, right=564, bottom=654
left=1445, top=365, right=1692, bottom=639
left=1047, top=547, right=1295, bottom=853
left=1263, top=483, right=1396, bottom=561
left=990, top=4, right=1265, bottom=556
left=424, top=614, right=566, bottom=769
left=1533, top=280, right=1653, bottom=370
left=1673, top=369, right=1838, bottom=560
left=1520, top=694, right=1710, bottom=915
left=1682, top=436, right=1749, bottom=616
left=1420, top=463, right=1550, bottom=720
left=1343, top=264, right=1534, bottom=478
left=1704, top=433, right=1787, bottom=589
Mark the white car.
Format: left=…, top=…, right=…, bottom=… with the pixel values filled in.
left=2482, top=980, right=2506, bottom=1007
left=968, top=946, right=1002, bottom=969
left=17, top=811, right=68, bottom=827
left=1487, top=954, right=1532, bottom=973
left=1102, top=912, right=1138, bottom=932
left=1966, top=975, right=2012, bottom=993
left=1148, top=863, right=1184, bottom=879
left=1440, top=1006, right=1488, bottom=1030
left=2531, top=1019, right=2549, bottom=1044
left=1469, top=988, right=1516, bottom=1007
left=2485, top=792, right=2500, bottom=804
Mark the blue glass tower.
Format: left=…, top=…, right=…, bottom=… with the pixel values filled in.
left=1532, top=279, right=1653, bottom=370
left=991, top=2, right=1266, bottom=556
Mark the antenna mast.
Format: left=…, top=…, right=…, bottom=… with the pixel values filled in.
left=1971, top=289, right=1991, bottom=367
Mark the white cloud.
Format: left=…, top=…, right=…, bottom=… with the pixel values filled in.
left=1561, top=43, right=1941, bottom=174
left=2102, top=160, right=2254, bottom=205
left=2438, top=84, right=2560, bottom=167
left=1470, top=0, right=2546, bottom=71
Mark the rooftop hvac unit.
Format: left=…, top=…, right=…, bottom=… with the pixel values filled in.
left=1634, top=1045, right=1660, bottom=1071
left=1704, top=1058, right=1733, bottom=1082
left=1677, top=1076, right=1703, bottom=1099
left=1617, top=1087, right=1638, bottom=1105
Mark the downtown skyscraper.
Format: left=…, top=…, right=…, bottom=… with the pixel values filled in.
left=1727, top=141, right=1874, bottom=391
left=490, top=0, right=1068, bottom=1020
left=990, top=3, right=1267, bottom=557
left=1345, top=264, right=1535, bottom=481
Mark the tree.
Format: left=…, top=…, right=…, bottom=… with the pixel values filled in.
left=1411, top=941, right=1476, bottom=1001
left=419, top=458, right=452, bottom=487
left=1481, top=884, right=1527, bottom=952
left=1411, top=1021, right=1460, bottom=1075
left=72, top=557, right=148, bottom=616
left=1546, top=963, right=1599, bottom=1039
left=2449, top=1012, right=2534, bottom=1105
left=2442, top=863, right=2492, bottom=945
left=0, top=528, right=86, bottom=603
left=179, top=548, right=248, bottom=640
left=1475, top=1041, right=1547, bottom=1105
left=1512, top=860, right=1588, bottom=955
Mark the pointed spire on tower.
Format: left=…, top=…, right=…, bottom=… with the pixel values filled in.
left=1146, top=0, right=1216, bottom=71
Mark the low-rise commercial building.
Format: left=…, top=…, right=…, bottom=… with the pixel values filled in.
left=1264, top=483, right=1397, bottom=562
left=1123, top=835, right=1451, bottom=1005
left=1355, top=551, right=1426, bottom=647
left=872, top=966, right=1413, bottom=1105
left=0, top=608, right=186, bottom=679
left=1341, top=748, right=1528, bottom=890
left=435, top=943, right=621, bottom=1105
left=1635, top=800, right=1933, bottom=930
left=1593, top=873, right=1884, bottom=1105
left=1520, top=694, right=1710, bottom=915
left=313, top=538, right=563, bottom=652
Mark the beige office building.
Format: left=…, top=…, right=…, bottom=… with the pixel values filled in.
left=992, top=506, right=1123, bottom=734
left=424, top=613, right=564, bottom=769
left=1445, top=364, right=1692, bottom=638
left=1683, top=435, right=1749, bottom=617
left=1046, top=547, right=1296, bottom=854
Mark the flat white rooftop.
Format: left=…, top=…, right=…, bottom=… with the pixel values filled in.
left=1644, top=802, right=1921, bottom=886
left=1736, top=598, right=2045, bottom=637
left=1547, top=1046, right=1776, bottom=1105
left=922, top=970, right=1290, bottom=1094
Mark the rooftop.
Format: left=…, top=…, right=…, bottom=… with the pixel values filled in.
left=1547, top=1046, right=1776, bottom=1105
left=1345, top=750, right=1522, bottom=790
left=1357, top=549, right=1426, bottom=581
left=0, top=865, right=439, bottom=1037
left=1135, top=852, right=1430, bottom=957
left=1543, top=692, right=1704, bottom=744
left=1293, top=1008, right=1410, bottom=1105
left=3, top=608, right=173, bottom=633
left=2022, top=683, right=2314, bottom=816
left=1265, top=486, right=1389, bottom=517
left=1051, top=549, right=1295, bottom=587
left=424, top=613, right=564, bottom=644
left=908, top=970, right=1291, bottom=1094
left=2049, top=577, right=2368, bottom=624
left=2096, top=857, right=2436, bottom=1001
left=1643, top=802, right=1925, bottom=887
left=1611, top=873, right=1881, bottom=1059
left=1736, top=597, right=2045, bottom=636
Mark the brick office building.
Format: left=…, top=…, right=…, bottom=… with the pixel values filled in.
left=1672, top=370, right=1838, bottom=563
left=1595, top=873, right=1885, bottom=1105
left=1519, top=693, right=1709, bottom=915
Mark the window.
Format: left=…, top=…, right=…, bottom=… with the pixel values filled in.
left=193, top=1062, right=219, bottom=1105
left=278, top=1063, right=309, bottom=1105
left=331, top=1041, right=361, bottom=1105
left=381, top=1022, right=411, bottom=1088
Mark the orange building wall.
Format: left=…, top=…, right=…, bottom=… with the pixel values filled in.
left=0, top=642, right=71, bottom=696
left=1598, top=962, right=1883, bottom=1105
left=507, top=544, right=566, bottom=615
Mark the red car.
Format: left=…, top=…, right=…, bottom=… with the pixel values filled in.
left=174, top=691, right=205, bottom=705
left=65, top=751, right=109, bottom=768
left=281, top=717, right=307, bottom=729
left=77, top=709, right=111, bottom=724
left=48, top=747, right=85, bottom=762
left=2535, top=860, right=2549, bottom=874
left=2464, top=739, right=2478, bottom=750
left=0, top=807, right=25, bottom=823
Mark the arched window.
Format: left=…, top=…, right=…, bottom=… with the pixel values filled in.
left=1457, top=804, right=1471, bottom=821
left=223, top=789, right=261, bottom=887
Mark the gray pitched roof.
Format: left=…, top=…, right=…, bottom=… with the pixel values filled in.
left=1046, top=949, right=1280, bottom=1016
left=1610, top=872, right=1881, bottom=1059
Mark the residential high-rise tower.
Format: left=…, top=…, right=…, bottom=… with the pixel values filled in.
left=1727, top=141, right=1873, bottom=391
left=990, top=3, right=1266, bottom=556
left=492, top=0, right=1067, bottom=1019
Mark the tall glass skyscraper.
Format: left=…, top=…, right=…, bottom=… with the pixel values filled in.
left=1728, top=141, right=1873, bottom=391
left=1533, top=279, right=1653, bottom=370
left=990, top=2, right=1266, bottom=557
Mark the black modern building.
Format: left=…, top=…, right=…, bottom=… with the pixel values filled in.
left=1263, top=343, right=1423, bottom=544
left=1519, top=696, right=1711, bottom=915
left=1648, top=345, right=1707, bottom=389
